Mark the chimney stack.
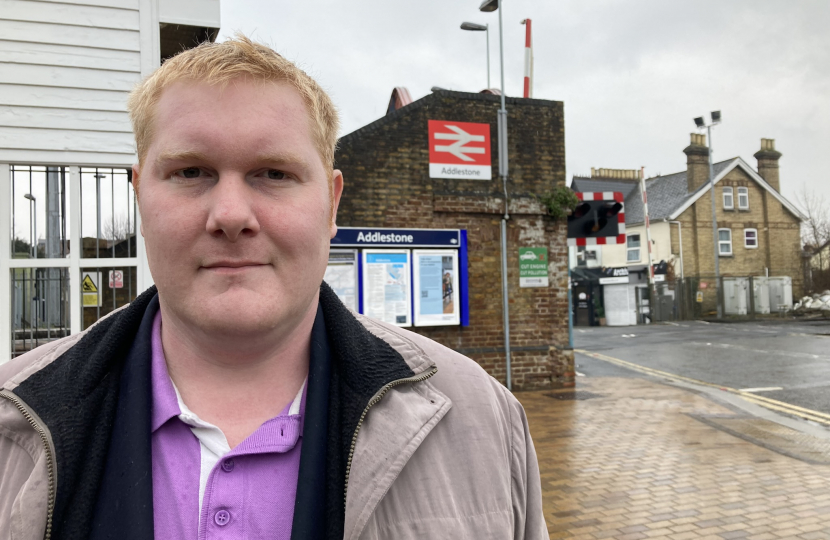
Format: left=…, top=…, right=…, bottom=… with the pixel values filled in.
left=754, top=138, right=782, bottom=192
left=589, top=168, right=642, bottom=182
left=683, top=133, right=710, bottom=192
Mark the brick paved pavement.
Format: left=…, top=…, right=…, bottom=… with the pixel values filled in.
left=518, top=377, right=830, bottom=540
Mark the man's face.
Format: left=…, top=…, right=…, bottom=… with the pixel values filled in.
left=136, top=78, right=343, bottom=342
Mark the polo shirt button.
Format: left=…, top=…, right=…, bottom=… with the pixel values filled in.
left=222, top=459, right=234, bottom=472
left=214, top=510, right=231, bottom=526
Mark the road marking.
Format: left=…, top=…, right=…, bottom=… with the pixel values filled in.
left=576, top=349, right=830, bottom=426
left=684, top=341, right=830, bottom=361
left=698, top=320, right=710, bottom=324
left=739, top=387, right=784, bottom=393
left=665, top=321, right=680, bottom=326
left=576, top=371, right=586, bottom=377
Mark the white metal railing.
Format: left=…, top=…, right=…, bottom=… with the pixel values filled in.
left=2, top=164, right=145, bottom=362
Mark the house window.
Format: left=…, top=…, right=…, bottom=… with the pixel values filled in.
left=737, top=187, right=749, bottom=210
left=723, top=187, right=734, bottom=209
left=627, top=234, right=641, bottom=262
left=744, top=228, right=758, bottom=248
left=718, top=229, right=733, bottom=256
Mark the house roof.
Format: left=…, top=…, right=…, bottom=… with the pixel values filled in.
left=667, top=157, right=806, bottom=222
left=624, top=160, right=734, bottom=224
left=571, top=158, right=805, bottom=225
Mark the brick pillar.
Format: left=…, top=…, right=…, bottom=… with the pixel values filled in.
left=754, top=138, right=782, bottom=193
left=683, top=133, right=710, bottom=193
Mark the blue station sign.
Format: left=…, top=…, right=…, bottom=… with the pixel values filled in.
left=332, top=227, right=461, bottom=248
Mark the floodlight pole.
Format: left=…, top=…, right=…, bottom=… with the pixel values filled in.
left=707, top=123, right=721, bottom=318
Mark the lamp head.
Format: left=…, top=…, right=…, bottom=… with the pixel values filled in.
left=23, top=193, right=35, bottom=201
left=479, top=0, right=499, bottom=12
left=711, top=110, right=721, bottom=124
left=694, top=117, right=705, bottom=128
left=460, top=22, right=487, bottom=31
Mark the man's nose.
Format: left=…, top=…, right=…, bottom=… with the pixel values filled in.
left=205, top=175, right=260, bottom=241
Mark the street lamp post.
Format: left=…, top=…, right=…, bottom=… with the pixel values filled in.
left=24, top=193, right=36, bottom=259
left=460, top=22, right=490, bottom=89
left=479, top=0, right=513, bottom=390
left=694, top=111, right=722, bottom=318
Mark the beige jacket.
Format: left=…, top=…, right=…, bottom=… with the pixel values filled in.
left=0, top=312, right=547, bottom=540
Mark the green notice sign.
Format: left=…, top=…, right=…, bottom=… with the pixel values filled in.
left=518, top=247, right=549, bottom=288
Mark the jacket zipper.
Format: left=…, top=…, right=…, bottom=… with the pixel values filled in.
left=0, top=390, right=56, bottom=540
left=343, top=366, right=438, bottom=508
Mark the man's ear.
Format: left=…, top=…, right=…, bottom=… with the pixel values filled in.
left=132, top=164, right=144, bottom=237
left=329, top=169, right=344, bottom=238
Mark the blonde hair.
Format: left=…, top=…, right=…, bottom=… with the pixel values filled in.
left=127, top=35, right=340, bottom=174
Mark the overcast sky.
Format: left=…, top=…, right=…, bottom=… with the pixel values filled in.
left=218, top=0, right=829, bottom=209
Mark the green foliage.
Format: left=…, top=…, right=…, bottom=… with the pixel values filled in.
left=593, top=297, right=604, bottom=318
left=538, top=186, right=579, bottom=220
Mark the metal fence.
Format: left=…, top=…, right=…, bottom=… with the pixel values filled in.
left=649, top=275, right=793, bottom=322
left=11, top=268, right=70, bottom=357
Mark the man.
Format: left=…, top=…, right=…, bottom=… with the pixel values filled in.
left=0, top=36, right=546, bottom=539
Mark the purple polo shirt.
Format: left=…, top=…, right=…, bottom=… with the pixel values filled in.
left=150, top=311, right=306, bottom=539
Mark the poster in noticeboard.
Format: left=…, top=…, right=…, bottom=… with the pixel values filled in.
left=324, top=249, right=359, bottom=312
left=361, top=250, right=412, bottom=327
left=413, top=250, right=460, bottom=326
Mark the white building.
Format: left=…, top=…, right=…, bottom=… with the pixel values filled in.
left=1, top=0, right=220, bottom=362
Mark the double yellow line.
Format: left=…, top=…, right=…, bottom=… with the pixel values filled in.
left=576, top=349, right=830, bottom=427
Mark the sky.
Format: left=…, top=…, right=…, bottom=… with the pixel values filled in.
left=218, top=0, right=829, bottom=211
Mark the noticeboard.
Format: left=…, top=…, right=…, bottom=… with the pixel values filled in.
left=413, top=250, right=460, bottom=326
left=362, top=250, right=412, bottom=327
left=324, top=249, right=359, bottom=312
left=518, top=247, right=549, bottom=288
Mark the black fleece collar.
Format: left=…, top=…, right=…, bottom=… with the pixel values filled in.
left=13, top=282, right=415, bottom=540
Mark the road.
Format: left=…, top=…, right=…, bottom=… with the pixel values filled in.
left=574, top=318, right=830, bottom=416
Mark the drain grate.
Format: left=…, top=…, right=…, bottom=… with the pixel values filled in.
left=545, top=391, right=603, bottom=401
left=690, top=414, right=830, bottom=465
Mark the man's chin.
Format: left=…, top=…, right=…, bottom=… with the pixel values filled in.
left=189, top=308, right=285, bottom=339
left=186, top=293, right=306, bottom=336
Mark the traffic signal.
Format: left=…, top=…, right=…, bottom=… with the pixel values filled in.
left=567, top=192, right=625, bottom=246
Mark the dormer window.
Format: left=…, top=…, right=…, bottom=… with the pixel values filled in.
left=737, top=187, right=749, bottom=210
left=723, top=187, right=734, bottom=209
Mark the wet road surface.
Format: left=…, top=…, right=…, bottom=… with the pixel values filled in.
left=574, top=318, right=830, bottom=416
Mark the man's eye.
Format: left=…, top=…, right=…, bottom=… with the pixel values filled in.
left=179, top=167, right=202, bottom=179
left=266, top=170, right=286, bottom=180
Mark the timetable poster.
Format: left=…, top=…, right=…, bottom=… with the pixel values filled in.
left=362, top=250, right=412, bottom=327
left=413, top=250, right=460, bottom=326
left=324, top=250, right=358, bottom=312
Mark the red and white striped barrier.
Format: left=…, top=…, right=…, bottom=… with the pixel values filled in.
left=521, top=19, right=533, bottom=98
left=567, top=192, right=626, bottom=246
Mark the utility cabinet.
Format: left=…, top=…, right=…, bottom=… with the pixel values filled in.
left=752, top=277, right=771, bottom=314
left=768, top=276, right=793, bottom=312
left=723, top=277, right=749, bottom=315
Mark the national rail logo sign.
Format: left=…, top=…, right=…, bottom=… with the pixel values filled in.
left=428, top=120, right=492, bottom=180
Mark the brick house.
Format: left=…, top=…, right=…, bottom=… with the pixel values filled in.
left=571, top=135, right=805, bottom=319
left=334, top=88, right=572, bottom=389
